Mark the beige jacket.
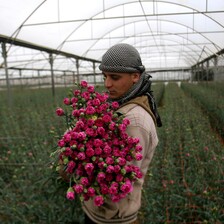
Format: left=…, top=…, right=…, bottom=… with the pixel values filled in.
left=82, top=96, right=158, bottom=224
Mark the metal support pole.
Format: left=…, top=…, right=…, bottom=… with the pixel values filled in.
left=206, top=60, right=209, bottom=81
left=76, top=59, right=80, bottom=84
left=1, top=42, right=12, bottom=107
left=38, top=70, right=41, bottom=89
left=63, top=71, right=66, bottom=87
left=19, top=69, right=22, bottom=88
left=72, top=71, right=75, bottom=84
left=49, top=53, right=55, bottom=97
left=93, top=62, right=96, bottom=85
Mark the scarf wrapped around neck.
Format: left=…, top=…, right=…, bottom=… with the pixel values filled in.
left=109, top=72, right=162, bottom=127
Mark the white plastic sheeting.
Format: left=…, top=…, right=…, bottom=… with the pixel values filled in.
left=0, top=0, right=224, bottom=77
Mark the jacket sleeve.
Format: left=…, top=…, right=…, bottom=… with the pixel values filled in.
left=123, top=104, right=158, bottom=179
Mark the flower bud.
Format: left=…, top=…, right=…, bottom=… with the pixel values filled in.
left=71, top=145, right=77, bottom=150
left=120, top=168, right=126, bottom=175
left=63, top=157, right=69, bottom=164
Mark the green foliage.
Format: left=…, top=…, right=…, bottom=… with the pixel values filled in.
left=181, top=82, right=224, bottom=139
left=141, top=82, right=224, bottom=223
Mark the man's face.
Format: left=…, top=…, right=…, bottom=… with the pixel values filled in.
left=103, top=71, right=140, bottom=99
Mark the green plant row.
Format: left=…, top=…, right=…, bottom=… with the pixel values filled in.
left=181, top=82, right=224, bottom=139
left=195, top=81, right=224, bottom=97
left=0, top=87, right=84, bottom=223
left=151, top=83, right=165, bottom=106
left=141, top=82, right=224, bottom=223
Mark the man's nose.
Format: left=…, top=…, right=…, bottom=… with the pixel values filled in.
left=104, top=78, right=112, bottom=88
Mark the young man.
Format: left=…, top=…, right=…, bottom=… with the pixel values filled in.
left=82, top=43, right=162, bottom=224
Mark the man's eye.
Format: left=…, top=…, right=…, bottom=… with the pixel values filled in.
left=111, top=76, right=120, bottom=80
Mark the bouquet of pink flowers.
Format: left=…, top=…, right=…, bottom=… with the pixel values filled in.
left=52, top=80, right=143, bottom=206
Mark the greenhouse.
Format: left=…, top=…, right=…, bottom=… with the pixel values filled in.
left=0, top=0, right=224, bottom=223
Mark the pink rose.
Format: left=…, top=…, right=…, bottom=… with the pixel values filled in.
left=78, top=132, right=87, bottom=141
left=111, top=194, right=121, bottom=203
left=106, top=157, right=114, bottom=165
left=94, top=195, right=104, bottom=206
left=77, top=152, right=86, bottom=160
left=113, top=148, right=121, bottom=157
left=92, top=98, right=100, bottom=106
left=80, top=80, right=88, bottom=88
left=118, top=124, right=126, bottom=132
left=100, top=184, right=109, bottom=194
left=73, top=184, right=84, bottom=194
left=105, top=173, right=113, bottom=182
left=106, top=165, right=114, bottom=173
left=86, top=128, right=96, bottom=137
left=85, top=163, right=94, bottom=175
left=116, top=173, right=123, bottom=182
left=80, top=177, right=89, bottom=186
left=95, top=147, right=103, bottom=155
left=97, top=127, right=105, bottom=136
left=103, top=145, right=112, bottom=155
left=98, top=161, right=105, bottom=169
left=135, top=152, right=143, bottom=161
left=87, top=85, right=95, bottom=93
left=114, top=165, right=121, bottom=173
left=86, top=106, right=96, bottom=115
left=109, top=185, right=118, bottom=195
left=97, top=172, right=106, bottom=183
left=102, top=114, right=112, bottom=123
left=111, top=101, right=119, bottom=109
left=75, top=167, right=84, bottom=176
left=117, top=157, right=126, bottom=166
left=86, top=147, right=95, bottom=157
left=63, top=98, right=70, bottom=105
left=136, top=170, right=143, bottom=179
left=73, top=89, right=81, bottom=96
left=58, top=139, right=65, bottom=147
left=93, top=139, right=103, bottom=147
left=63, top=133, right=71, bottom=143
left=71, top=97, right=78, bottom=104
left=136, top=145, right=143, bottom=152
left=66, top=161, right=76, bottom=173
left=133, top=137, right=140, bottom=144
left=72, top=109, right=80, bottom=117
left=109, top=122, right=116, bottom=130
left=97, top=92, right=108, bottom=102
left=124, top=165, right=132, bottom=173
left=87, top=187, right=95, bottom=197
left=56, top=108, right=64, bottom=116
left=126, top=155, right=133, bottom=162
left=81, top=92, right=90, bottom=100
left=66, top=191, right=75, bottom=200
left=87, top=119, right=95, bottom=126
left=71, top=131, right=79, bottom=139
left=76, top=120, right=85, bottom=129
left=83, top=194, right=90, bottom=201
left=120, top=181, right=133, bottom=194
left=122, top=118, right=130, bottom=126
left=95, top=119, right=104, bottom=127
left=99, top=103, right=109, bottom=112
left=113, top=138, right=120, bottom=145
left=64, top=147, right=72, bottom=156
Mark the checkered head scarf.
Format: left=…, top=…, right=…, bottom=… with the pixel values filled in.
left=99, top=43, right=162, bottom=127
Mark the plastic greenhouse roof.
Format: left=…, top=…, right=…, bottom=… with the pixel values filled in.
left=1, top=0, right=224, bottom=77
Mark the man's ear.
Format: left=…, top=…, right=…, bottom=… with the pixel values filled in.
left=132, top=72, right=140, bottom=83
